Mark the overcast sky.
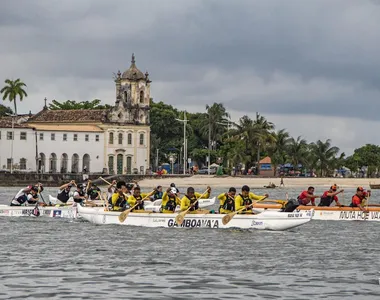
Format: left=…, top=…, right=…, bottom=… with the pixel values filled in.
left=1, top=0, right=380, bottom=155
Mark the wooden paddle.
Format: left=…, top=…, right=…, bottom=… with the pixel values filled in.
left=98, top=191, right=109, bottom=211
left=175, top=188, right=210, bottom=225
left=118, top=190, right=154, bottom=223
left=222, top=196, right=268, bottom=225
left=100, top=177, right=113, bottom=186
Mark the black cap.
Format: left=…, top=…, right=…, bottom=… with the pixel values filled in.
left=170, top=183, right=176, bottom=187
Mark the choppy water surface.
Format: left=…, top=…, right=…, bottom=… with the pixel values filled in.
left=0, top=186, right=379, bottom=299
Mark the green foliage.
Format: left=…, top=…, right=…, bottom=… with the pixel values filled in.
left=1, top=78, right=28, bottom=115
left=0, top=104, right=13, bottom=117
left=48, top=99, right=112, bottom=110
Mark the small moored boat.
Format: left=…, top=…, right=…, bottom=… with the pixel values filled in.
left=77, top=205, right=313, bottom=231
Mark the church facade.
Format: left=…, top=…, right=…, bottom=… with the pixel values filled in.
left=0, top=54, right=151, bottom=174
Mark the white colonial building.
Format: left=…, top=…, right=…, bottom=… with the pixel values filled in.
left=0, top=54, right=151, bottom=174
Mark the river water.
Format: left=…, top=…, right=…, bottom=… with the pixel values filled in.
left=0, top=186, right=379, bottom=299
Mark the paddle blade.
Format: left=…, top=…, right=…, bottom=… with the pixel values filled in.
left=175, top=212, right=185, bottom=225
left=118, top=209, right=130, bottom=223
left=222, top=214, right=232, bottom=225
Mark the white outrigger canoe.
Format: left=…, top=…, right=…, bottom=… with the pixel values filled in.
left=0, top=204, right=78, bottom=219
left=252, top=202, right=380, bottom=222
left=77, top=205, right=313, bottom=231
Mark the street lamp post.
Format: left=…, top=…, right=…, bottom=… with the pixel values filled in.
left=176, top=111, right=188, bottom=175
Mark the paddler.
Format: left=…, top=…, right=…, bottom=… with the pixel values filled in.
left=180, top=186, right=211, bottom=213
left=218, top=187, right=236, bottom=214
left=73, top=184, right=86, bottom=205
left=10, top=185, right=38, bottom=206
left=350, top=186, right=370, bottom=213
left=127, top=186, right=154, bottom=213
left=318, top=184, right=344, bottom=207
left=234, top=185, right=267, bottom=213
left=111, top=181, right=128, bottom=211
left=26, top=187, right=40, bottom=206
left=56, top=180, right=75, bottom=204
left=150, top=185, right=163, bottom=201
left=160, top=187, right=181, bottom=213
left=107, top=180, right=117, bottom=204
left=297, top=186, right=320, bottom=206
left=87, top=183, right=101, bottom=200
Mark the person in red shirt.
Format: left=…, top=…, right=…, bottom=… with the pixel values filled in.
left=318, top=184, right=344, bottom=207
left=297, top=186, right=320, bottom=206
left=350, top=187, right=370, bottom=212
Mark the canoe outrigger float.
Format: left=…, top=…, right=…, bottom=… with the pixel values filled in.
left=252, top=202, right=380, bottom=221
left=77, top=205, right=313, bottom=231
left=0, top=204, right=78, bottom=218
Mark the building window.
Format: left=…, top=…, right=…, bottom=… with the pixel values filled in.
left=20, top=158, right=26, bottom=170
left=139, top=133, right=144, bottom=145
left=7, top=158, right=12, bottom=169
left=63, top=134, right=67, bottom=141
left=140, top=91, right=144, bottom=103
left=73, top=134, right=78, bottom=141
left=7, top=131, right=13, bottom=140
left=85, top=134, right=89, bottom=142
left=108, top=156, right=114, bottom=174
left=51, top=133, right=55, bottom=141
left=20, top=132, right=27, bottom=140
left=109, top=132, right=114, bottom=144
left=39, top=133, right=44, bottom=140
left=118, top=133, right=123, bottom=145
left=127, top=133, right=132, bottom=145
left=95, top=134, right=99, bottom=142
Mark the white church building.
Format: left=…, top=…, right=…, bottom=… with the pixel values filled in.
left=0, top=54, right=151, bottom=174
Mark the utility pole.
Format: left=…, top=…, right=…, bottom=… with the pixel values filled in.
left=208, top=120, right=211, bottom=175
left=176, top=111, right=188, bottom=175
left=256, top=111, right=260, bottom=175
left=156, top=148, right=159, bottom=171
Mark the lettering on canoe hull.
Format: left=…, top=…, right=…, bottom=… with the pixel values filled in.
left=339, top=211, right=380, bottom=220
left=167, top=219, right=219, bottom=228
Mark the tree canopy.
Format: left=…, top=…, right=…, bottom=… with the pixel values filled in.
left=48, top=99, right=112, bottom=110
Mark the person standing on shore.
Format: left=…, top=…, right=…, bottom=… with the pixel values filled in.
left=318, top=185, right=344, bottom=207
left=297, top=186, right=320, bottom=206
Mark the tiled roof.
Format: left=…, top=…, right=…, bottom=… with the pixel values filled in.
left=28, top=109, right=108, bottom=123
left=0, top=115, right=32, bottom=128
left=32, top=124, right=103, bottom=132
left=259, top=156, right=272, bottom=164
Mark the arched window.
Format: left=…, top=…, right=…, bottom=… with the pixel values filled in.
left=83, top=154, right=90, bottom=173
left=71, top=153, right=79, bottom=173
left=139, top=133, right=144, bottom=145
left=127, top=133, right=132, bottom=145
left=109, top=132, right=114, bottom=144
left=118, top=133, right=123, bottom=145
left=108, top=156, right=114, bottom=174
left=140, top=91, right=144, bottom=103
left=61, top=153, right=68, bottom=173
left=49, top=153, right=57, bottom=173
left=39, top=153, right=46, bottom=173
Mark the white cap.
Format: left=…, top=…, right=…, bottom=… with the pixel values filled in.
left=170, top=187, right=177, bottom=194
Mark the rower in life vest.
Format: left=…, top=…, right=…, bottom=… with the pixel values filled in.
left=73, top=184, right=86, bottom=204
left=111, top=181, right=128, bottom=211
left=127, top=186, right=152, bottom=213
left=161, top=187, right=181, bottom=213
left=297, top=186, right=320, bottom=206
left=235, top=185, right=268, bottom=213
left=180, top=186, right=211, bottom=213
left=218, top=187, right=236, bottom=214
left=87, top=184, right=101, bottom=200
left=10, top=185, right=38, bottom=206
left=318, top=185, right=344, bottom=207
left=350, top=186, right=370, bottom=212
left=56, top=180, right=75, bottom=204
left=151, top=185, right=163, bottom=201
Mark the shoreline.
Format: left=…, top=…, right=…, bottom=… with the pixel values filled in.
left=135, top=176, right=377, bottom=189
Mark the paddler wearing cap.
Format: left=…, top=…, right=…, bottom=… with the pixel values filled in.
left=56, top=180, right=75, bottom=204
left=180, top=186, right=211, bottom=213
left=160, top=187, right=181, bottom=213
left=318, top=184, right=344, bottom=207
left=350, top=187, right=371, bottom=212
left=234, top=185, right=268, bottom=214
left=218, top=187, right=236, bottom=214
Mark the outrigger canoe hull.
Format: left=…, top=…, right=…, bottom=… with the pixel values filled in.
left=77, top=205, right=313, bottom=231
left=252, top=203, right=380, bottom=221
left=0, top=205, right=77, bottom=219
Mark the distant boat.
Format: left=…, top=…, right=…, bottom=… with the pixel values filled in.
left=369, top=183, right=380, bottom=189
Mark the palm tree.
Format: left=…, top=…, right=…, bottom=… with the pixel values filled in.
left=253, top=113, right=275, bottom=165
left=201, top=103, right=230, bottom=150
left=269, top=129, right=291, bottom=175
left=1, top=79, right=28, bottom=115
left=287, top=136, right=308, bottom=170
left=309, top=139, right=340, bottom=176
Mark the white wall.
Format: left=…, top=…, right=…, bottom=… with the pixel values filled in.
left=36, top=130, right=105, bottom=173
left=0, top=128, right=36, bottom=171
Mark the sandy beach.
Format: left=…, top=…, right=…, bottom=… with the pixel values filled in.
left=137, top=175, right=377, bottom=189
